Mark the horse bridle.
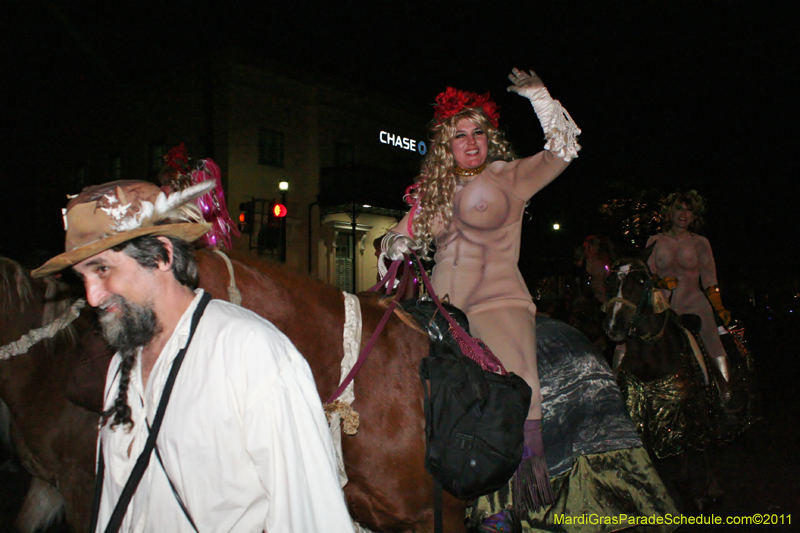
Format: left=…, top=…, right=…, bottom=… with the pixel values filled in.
left=0, top=298, right=86, bottom=360
left=603, top=267, right=668, bottom=342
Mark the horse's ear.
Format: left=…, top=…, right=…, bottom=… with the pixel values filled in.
left=651, top=290, right=670, bottom=313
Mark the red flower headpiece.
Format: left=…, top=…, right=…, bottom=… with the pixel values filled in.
left=159, top=143, right=241, bottom=250
left=164, top=143, right=191, bottom=175
left=433, top=87, right=500, bottom=128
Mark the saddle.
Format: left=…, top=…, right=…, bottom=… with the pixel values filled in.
left=678, top=312, right=702, bottom=336
left=400, top=298, right=469, bottom=345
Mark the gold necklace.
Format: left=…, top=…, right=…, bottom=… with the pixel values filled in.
left=453, top=161, right=488, bottom=177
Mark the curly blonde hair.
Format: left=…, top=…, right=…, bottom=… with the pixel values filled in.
left=661, top=190, right=706, bottom=232
left=409, top=108, right=515, bottom=252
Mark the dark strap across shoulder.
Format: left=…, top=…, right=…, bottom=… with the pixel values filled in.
left=90, top=291, right=212, bottom=533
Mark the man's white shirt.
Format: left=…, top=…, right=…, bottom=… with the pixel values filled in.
left=96, top=290, right=353, bottom=533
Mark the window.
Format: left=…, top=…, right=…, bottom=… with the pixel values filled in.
left=149, top=143, right=166, bottom=174
left=334, top=231, right=354, bottom=292
left=334, top=142, right=355, bottom=165
left=110, top=155, right=123, bottom=180
left=259, top=129, right=285, bottom=167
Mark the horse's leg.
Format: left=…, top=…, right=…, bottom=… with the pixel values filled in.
left=9, top=400, right=96, bottom=533
left=345, top=483, right=465, bottom=533
left=675, top=449, right=719, bottom=513
left=439, top=491, right=467, bottom=533
left=703, top=448, right=724, bottom=503
left=55, top=411, right=98, bottom=532
left=0, top=399, right=11, bottom=459
left=57, top=468, right=95, bottom=532
left=14, top=476, right=65, bottom=533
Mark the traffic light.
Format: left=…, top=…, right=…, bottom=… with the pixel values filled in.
left=272, top=202, right=287, bottom=219
left=258, top=200, right=287, bottom=252
left=239, top=200, right=255, bottom=234
left=265, top=200, right=287, bottom=227
left=268, top=201, right=287, bottom=223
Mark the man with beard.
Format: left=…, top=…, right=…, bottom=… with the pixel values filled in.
left=33, top=180, right=353, bottom=533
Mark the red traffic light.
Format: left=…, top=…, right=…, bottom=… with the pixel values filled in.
left=272, top=203, right=287, bottom=218
left=239, top=200, right=255, bottom=234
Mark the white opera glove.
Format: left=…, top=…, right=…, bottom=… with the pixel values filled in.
left=507, top=67, right=581, bottom=162
left=380, top=232, right=417, bottom=260
left=378, top=232, right=419, bottom=279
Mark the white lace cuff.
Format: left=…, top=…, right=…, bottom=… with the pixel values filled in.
left=527, top=87, right=582, bottom=162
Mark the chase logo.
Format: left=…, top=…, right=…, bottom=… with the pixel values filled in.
left=379, top=131, right=427, bottom=155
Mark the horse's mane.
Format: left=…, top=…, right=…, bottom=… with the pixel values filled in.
left=360, top=291, right=426, bottom=334
left=0, top=256, right=33, bottom=312
left=0, top=256, right=79, bottom=346
left=212, top=250, right=345, bottom=301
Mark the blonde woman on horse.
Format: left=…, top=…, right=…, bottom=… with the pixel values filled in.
left=647, top=190, right=733, bottom=396
left=379, top=67, right=580, bottom=529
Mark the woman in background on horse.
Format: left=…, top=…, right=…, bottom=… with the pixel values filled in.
left=379, top=67, right=580, bottom=528
left=647, top=191, right=732, bottom=393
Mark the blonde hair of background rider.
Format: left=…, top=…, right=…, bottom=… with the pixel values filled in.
left=661, top=189, right=707, bottom=233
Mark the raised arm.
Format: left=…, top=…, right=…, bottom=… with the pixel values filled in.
left=504, top=68, right=581, bottom=199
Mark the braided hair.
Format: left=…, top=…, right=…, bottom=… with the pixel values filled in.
left=101, top=348, right=137, bottom=430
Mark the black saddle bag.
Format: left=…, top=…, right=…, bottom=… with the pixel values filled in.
left=403, top=267, right=532, bottom=499
left=420, top=334, right=531, bottom=499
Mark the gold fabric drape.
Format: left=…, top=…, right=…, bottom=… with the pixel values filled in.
left=468, top=447, right=679, bottom=533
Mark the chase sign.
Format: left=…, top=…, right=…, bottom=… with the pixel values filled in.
left=379, top=131, right=427, bottom=155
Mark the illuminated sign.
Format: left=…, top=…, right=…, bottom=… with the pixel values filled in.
left=379, top=131, right=427, bottom=155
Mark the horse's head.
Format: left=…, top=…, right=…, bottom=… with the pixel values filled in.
left=602, top=258, right=658, bottom=342
left=0, top=256, right=83, bottom=353
left=0, top=257, right=34, bottom=315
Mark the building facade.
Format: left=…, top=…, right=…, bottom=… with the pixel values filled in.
left=54, top=49, right=427, bottom=291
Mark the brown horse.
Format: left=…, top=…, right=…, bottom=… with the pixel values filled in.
left=0, top=257, right=98, bottom=531
left=0, top=251, right=466, bottom=533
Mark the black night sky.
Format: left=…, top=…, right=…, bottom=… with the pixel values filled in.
left=2, top=1, right=797, bottom=284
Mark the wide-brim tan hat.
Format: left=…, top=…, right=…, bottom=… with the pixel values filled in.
left=32, top=179, right=213, bottom=278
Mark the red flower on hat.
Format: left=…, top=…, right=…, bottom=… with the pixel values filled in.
left=433, top=87, right=500, bottom=128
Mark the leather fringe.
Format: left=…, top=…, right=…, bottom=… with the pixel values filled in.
left=513, top=454, right=554, bottom=514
